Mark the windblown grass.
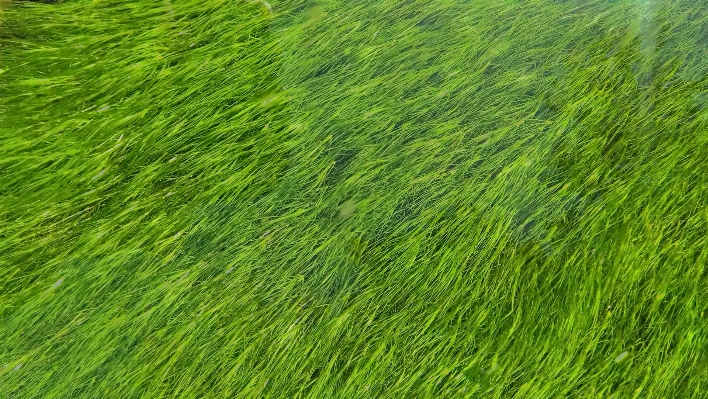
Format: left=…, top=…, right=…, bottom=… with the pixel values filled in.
left=1, top=0, right=707, bottom=397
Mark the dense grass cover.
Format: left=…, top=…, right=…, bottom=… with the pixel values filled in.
left=1, top=0, right=707, bottom=397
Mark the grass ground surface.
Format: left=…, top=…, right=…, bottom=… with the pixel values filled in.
left=1, top=0, right=708, bottom=397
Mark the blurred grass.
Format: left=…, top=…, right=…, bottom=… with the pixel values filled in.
left=1, top=0, right=708, bottom=397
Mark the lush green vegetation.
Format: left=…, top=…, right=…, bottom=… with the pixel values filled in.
left=1, top=0, right=707, bottom=397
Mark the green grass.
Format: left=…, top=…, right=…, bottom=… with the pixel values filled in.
left=1, top=0, right=708, bottom=397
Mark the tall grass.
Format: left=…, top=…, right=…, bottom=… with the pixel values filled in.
left=1, top=0, right=707, bottom=397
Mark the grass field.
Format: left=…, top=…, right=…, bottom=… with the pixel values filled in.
left=1, top=0, right=708, bottom=397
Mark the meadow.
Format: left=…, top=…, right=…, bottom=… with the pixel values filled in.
left=1, top=0, right=707, bottom=397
